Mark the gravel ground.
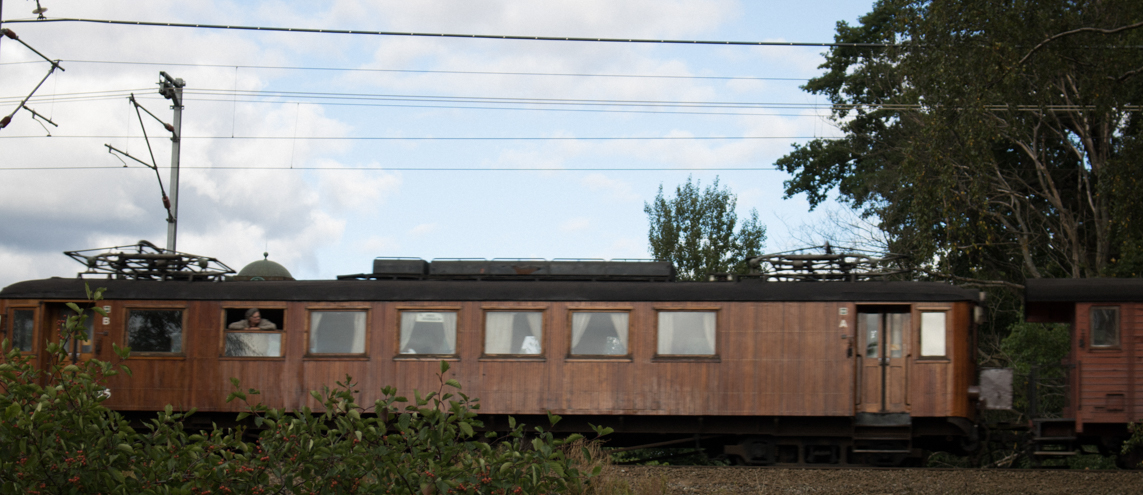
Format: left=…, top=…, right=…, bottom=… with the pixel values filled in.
left=606, top=466, right=1143, bottom=494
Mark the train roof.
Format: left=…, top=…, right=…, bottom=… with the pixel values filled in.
left=1025, top=277, right=1143, bottom=303
left=0, top=278, right=980, bottom=303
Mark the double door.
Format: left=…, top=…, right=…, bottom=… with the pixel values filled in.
left=858, top=310, right=909, bottom=413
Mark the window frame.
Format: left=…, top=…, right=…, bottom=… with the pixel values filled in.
left=652, top=308, right=721, bottom=361
left=1090, top=306, right=1120, bottom=349
left=566, top=309, right=633, bottom=361
left=7, top=307, right=38, bottom=354
left=480, top=306, right=548, bottom=361
left=304, top=306, right=371, bottom=360
left=123, top=306, right=187, bottom=358
left=917, top=309, right=949, bottom=360
left=394, top=306, right=461, bottom=361
left=220, top=305, right=287, bottom=360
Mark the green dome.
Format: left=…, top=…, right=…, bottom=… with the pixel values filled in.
left=235, top=253, right=294, bottom=281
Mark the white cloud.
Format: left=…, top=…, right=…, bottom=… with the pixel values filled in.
left=559, top=217, right=590, bottom=232
left=356, top=235, right=400, bottom=254
left=409, top=223, right=438, bottom=237
left=581, top=173, right=639, bottom=202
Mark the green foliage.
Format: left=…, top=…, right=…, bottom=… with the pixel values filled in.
left=1000, top=322, right=1071, bottom=420
left=644, top=176, right=766, bottom=280
left=777, top=0, right=1143, bottom=281
left=0, top=288, right=607, bottom=494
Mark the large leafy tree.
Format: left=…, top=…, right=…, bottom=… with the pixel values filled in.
left=644, top=176, right=766, bottom=280
left=777, top=0, right=1143, bottom=282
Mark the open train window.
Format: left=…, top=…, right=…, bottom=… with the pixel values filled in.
left=126, top=309, right=184, bottom=354
left=485, top=311, right=543, bottom=356
left=223, top=308, right=285, bottom=357
left=10, top=309, right=35, bottom=353
left=1091, top=306, right=1119, bottom=347
left=570, top=312, right=629, bottom=356
left=656, top=311, right=717, bottom=356
left=308, top=310, right=367, bottom=355
left=399, top=311, right=457, bottom=355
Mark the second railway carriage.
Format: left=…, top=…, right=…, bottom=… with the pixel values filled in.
left=1025, top=278, right=1143, bottom=466
left=0, top=246, right=987, bottom=465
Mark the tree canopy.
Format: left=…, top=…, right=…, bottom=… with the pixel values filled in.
left=644, top=177, right=766, bottom=281
left=777, top=0, right=1143, bottom=283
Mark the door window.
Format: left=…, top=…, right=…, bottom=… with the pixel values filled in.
left=1091, top=307, right=1119, bottom=347
left=11, top=309, right=35, bottom=352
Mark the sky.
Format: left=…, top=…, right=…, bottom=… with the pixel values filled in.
left=0, top=1, right=875, bottom=287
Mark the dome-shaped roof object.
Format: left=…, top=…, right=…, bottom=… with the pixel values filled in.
left=234, top=253, right=294, bottom=281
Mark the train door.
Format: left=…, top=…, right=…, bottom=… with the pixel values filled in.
left=48, top=303, right=96, bottom=363
left=857, top=307, right=910, bottom=413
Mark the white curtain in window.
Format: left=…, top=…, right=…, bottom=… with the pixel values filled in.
left=522, top=312, right=542, bottom=354
left=700, top=312, right=716, bottom=354
left=485, top=312, right=514, bottom=354
left=441, top=312, right=457, bottom=353
left=309, top=311, right=323, bottom=353
left=350, top=311, right=367, bottom=353
left=658, top=312, right=716, bottom=355
left=399, top=312, right=416, bottom=352
left=609, top=313, right=629, bottom=352
left=400, top=312, right=457, bottom=354
left=571, top=313, right=591, bottom=348
left=657, top=313, right=674, bottom=355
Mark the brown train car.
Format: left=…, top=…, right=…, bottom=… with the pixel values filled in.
left=0, top=269, right=983, bottom=465
left=1025, top=278, right=1143, bottom=466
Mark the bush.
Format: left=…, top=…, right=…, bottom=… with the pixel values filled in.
left=0, top=287, right=608, bottom=494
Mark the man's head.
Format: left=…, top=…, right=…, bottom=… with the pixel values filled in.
left=245, top=308, right=262, bottom=326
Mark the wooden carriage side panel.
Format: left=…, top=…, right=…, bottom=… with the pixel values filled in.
left=951, top=303, right=975, bottom=419
left=106, top=300, right=196, bottom=411
left=1075, top=303, right=1130, bottom=425
left=1131, top=302, right=1141, bottom=423
left=753, top=302, right=785, bottom=416
left=772, top=302, right=849, bottom=417
left=909, top=304, right=953, bottom=418
left=473, top=301, right=553, bottom=415
left=718, top=302, right=757, bottom=414
left=1129, top=301, right=1138, bottom=420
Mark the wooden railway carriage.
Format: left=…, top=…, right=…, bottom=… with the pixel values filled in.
left=0, top=254, right=984, bottom=466
left=1025, top=278, right=1143, bottom=465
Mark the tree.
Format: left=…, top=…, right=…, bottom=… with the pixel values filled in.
left=776, top=0, right=1143, bottom=283
left=644, top=176, right=766, bottom=280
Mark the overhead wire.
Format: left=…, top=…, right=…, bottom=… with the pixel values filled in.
left=0, top=135, right=836, bottom=141
left=0, top=58, right=810, bottom=82
left=0, top=165, right=786, bottom=171
left=2, top=17, right=894, bottom=48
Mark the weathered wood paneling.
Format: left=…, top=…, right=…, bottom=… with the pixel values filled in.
left=23, top=296, right=975, bottom=421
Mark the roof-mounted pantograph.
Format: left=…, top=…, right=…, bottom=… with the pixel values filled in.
left=65, top=240, right=234, bottom=281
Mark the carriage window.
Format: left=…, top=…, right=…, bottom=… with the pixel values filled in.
left=309, top=311, right=367, bottom=354
left=224, top=308, right=285, bottom=357
left=127, top=310, right=183, bottom=353
left=485, top=311, right=542, bottom=355
left=12, top=309, right=35, bottom=352
left=400, top=311, right=457, bottom=355
left=920, top=312, right=946, bottom=357
left=657, top=311, right=716, bottom=356
left=1091, top=307, right=1119, bottom=347
left=571, top=312, right=628, bottom=356
left=226, top=333, right=283, bottom=357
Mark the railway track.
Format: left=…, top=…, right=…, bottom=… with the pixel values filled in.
left=605, top=465, right=1143, bottom=494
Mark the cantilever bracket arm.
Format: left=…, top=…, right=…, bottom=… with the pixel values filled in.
left=0, top=28, right=65, bottom=130
left=105, top=144, right=157, bottom=170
